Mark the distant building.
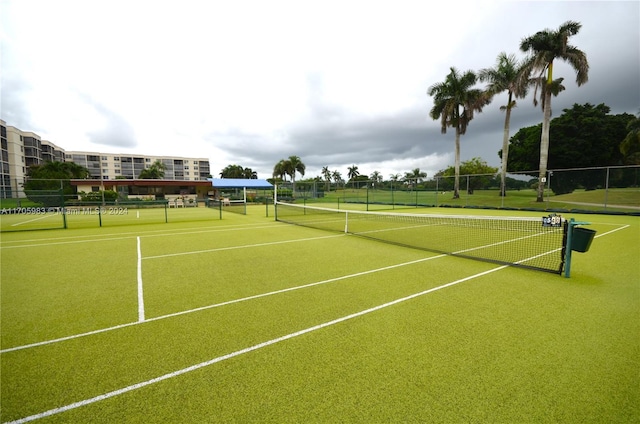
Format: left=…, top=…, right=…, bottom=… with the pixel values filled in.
left=0, top=119, right=211, bottom=198
left=65, top=151, right=211, bottom=181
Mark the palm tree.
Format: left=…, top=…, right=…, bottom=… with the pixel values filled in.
left=404, top=168, right=427, bottom=183
left=347, top=165, right=359, bottom=189
left=332, top=170, right=343, bottom=187
left=286, top=155, right=305, bottom=194
left=321, top=166, right=331, bottom=191
left=272, top=159, right=287, bottom=182
left=478, top=52, right=529, bottom=197
left=428, top=67, right=490, bottom=198
left=370, top=171, right=382, bottom=185
left=519, top=20, right=589, bottom=202
left=243, top=167, right=257, bottom=179
left=220, top=164, right=248, bottom=178
left=139, top=160, right=166, bottom=179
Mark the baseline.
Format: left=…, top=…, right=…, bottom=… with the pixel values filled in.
left=3, top=265, right=506, bottom=424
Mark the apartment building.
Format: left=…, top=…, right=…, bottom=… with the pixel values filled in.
left=0, top=120, right=211, bottom=197
left=66, top=151, right=211, bottom=181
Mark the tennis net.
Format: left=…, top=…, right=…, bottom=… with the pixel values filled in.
left=209, top=198, right=247, bottom=215
left=275, top=202, right=567, bottom=274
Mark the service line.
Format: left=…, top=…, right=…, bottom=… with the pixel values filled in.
left=4, top=264, right=506, bottom=424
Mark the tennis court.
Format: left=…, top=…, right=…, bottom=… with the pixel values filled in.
left=1, top=205, right=638, bottom=423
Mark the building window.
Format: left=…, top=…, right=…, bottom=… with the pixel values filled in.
left=101, top=156, right=107, bottom=160
left=145, top=158, right=151, bottom=162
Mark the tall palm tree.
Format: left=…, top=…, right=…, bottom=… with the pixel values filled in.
left=286, top=155, right=305, bottom=194
left=428, top=67, right=490, bottom=198
left=478, top=52, right=529, bottom=197
left=331, top=170, right=343, bottom=187
left=404, top=168, right=427, bottom=184
left=519, top=20, right=589, bottom=202
left=272, top=159, right=287, bottom=182
left=321, top=166, right=331, bottom=191
left=370, top=171, right=382, bottom=185
left=347, top=165, right=359, bottom=189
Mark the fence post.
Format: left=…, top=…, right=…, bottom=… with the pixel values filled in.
left=604, top=167, right=610, bottom=210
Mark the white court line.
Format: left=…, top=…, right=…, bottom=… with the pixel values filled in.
left=0, top=251, right=444, bottom=354
left=143, top=233, right=344, bottom=260
left=10, top=213, right=56, bottom=227
left=3, top=224, right=631, bottom=422
left=137, top=237, right=145, bottom=322
left=0, top=223, right=282, bottom=249
left=2, top=223, right=629, bottom=354
left=3, top=264, right=506, bottom=424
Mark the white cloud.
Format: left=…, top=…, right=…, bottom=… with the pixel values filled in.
left=1, top=0, right=638, bottom=179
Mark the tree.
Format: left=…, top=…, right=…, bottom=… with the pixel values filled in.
left=620, top=113, right=640, bottom=165
left=24, top=161, right=90, bottom=206
left=321, top=166, right=332, bottom=191
left=220, top=164, right=257, bottom=179
left=370, top=171, right=383, bottom=184
left=428, top=67, right=491, bottom=199
left=506, top=103, right=635, bottom=193
left=272, top=160, right=288, bottom=182
left=347, top=165, right=359, bottom=188
left=404, top=168, right=427, bottom=184
left=520, top=20, right=589, bottom=202
left=437, top=157, right=498, bottom=194
left=331, top=170, right=343, bottom=186
left=286, top=155, right=306, bottom=193
left=138, top=160, right=166, bottom=179
left=273, top=156, right=305, bottom=192
left=478, top=52, right=529, bottom=197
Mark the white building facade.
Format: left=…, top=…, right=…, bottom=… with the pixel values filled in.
left=0, top=120, right=211, bottom=198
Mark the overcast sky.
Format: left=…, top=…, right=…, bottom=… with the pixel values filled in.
left=2, top=0, right=639, bottom=180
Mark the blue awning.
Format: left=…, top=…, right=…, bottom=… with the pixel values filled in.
left=208, top=178, right=273, bottom=189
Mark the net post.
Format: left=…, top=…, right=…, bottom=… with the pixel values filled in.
left=564, top=218, right=574, bottom=277
left=59, top=186, right=67, bottom=229
left=564, top=218, right=592, bottom=278
left=344, top=211, right=348, bottom=233
left=243, top=187, right=247, bottom=215
left=165, top=200, right=168, bottom=223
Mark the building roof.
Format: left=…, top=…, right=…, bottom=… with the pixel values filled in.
left=208, top=178, right=273, bottom=189
left=70, top=179, right=212, bottom=186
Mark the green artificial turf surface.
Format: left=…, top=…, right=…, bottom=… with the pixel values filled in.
left=1, top=206, right=638, bottom=423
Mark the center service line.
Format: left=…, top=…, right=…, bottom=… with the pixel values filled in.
left=4, top=265, right=507, bottom=424
left=137, top=236, right=145, bottom=322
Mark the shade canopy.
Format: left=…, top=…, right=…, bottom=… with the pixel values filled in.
left=208, top=178, right=273, bottom=189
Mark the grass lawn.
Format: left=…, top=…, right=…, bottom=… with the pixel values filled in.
left=312, top=187, right=640, bottom=213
